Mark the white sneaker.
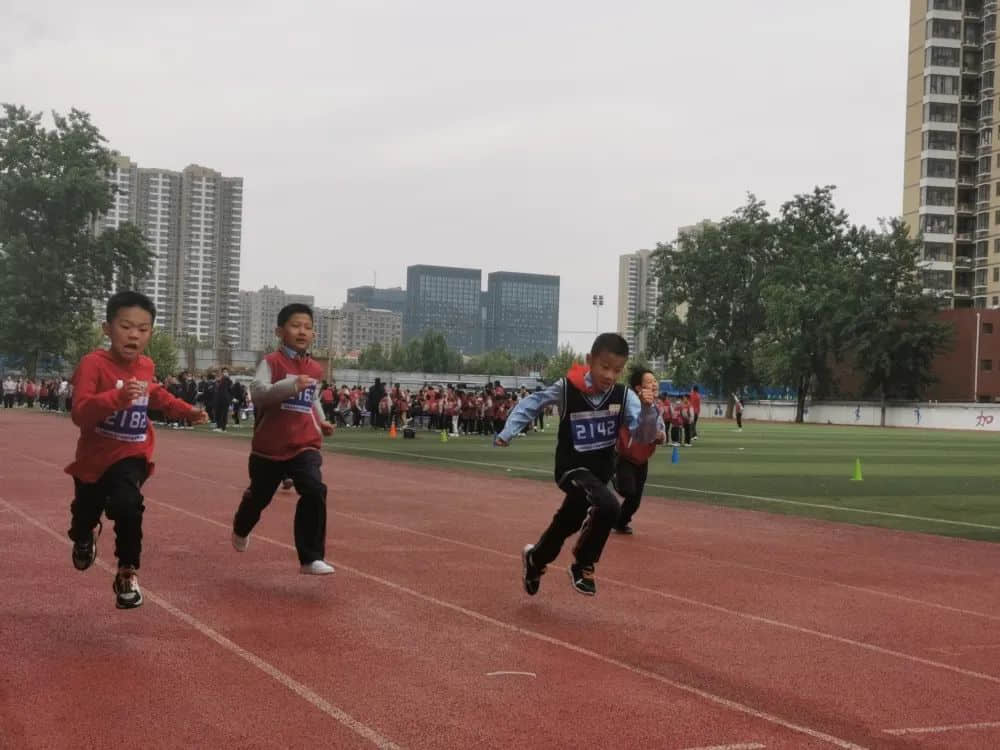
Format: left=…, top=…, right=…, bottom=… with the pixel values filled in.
left=300, top=560, right=335, bottom=575
left=232, top=531, right=249, bottom=552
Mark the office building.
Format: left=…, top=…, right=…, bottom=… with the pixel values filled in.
left=485, top=272, right=559, bottom=356
left=404, top=265, right=483, bottom=354
left=903, top=0, right=1000, bottom=309
left=329, top=303, right=403, bottom=357
left=346, top=286, right=406, bottom=316
left=238, top=286, right=314, bottom=351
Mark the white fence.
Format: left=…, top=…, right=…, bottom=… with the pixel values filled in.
left=702, top=400, right=1000, bottom=432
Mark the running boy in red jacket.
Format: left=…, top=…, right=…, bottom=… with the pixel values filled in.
left=66, top=291, right=208, bottom=609
left=613, top=368, right=667, bottom=535
left=231, top=303, right=336, bottom=574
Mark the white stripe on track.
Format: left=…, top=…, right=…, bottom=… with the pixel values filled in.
left=0, top=497, right=402, bottom=750
left=884, top=720, right=1000, bottom=735
left=678, top=743, right=766, bottom=750
left=148, top=497, right=867, bottom=749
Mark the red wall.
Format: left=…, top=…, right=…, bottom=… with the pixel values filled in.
left=927, top=309, right=1000, bottom=402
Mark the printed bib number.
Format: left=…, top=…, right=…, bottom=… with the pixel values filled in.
left=569, top=410, right=618, bottom=452
left=96, top=396, right=149, bottom=443
left=281, top=384, right=316, bottom=414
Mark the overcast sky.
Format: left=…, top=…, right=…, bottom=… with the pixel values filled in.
left=5, top=0, right=907, bottom=353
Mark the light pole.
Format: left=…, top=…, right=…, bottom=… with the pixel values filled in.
left=592, top=294, right=604, bottom=334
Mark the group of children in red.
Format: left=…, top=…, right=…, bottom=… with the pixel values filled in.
left=65, top=289, right=674, bottom=608
left=66, top=292, right=335, bottom=608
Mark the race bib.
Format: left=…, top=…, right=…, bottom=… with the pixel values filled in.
left=281, top=384, right=316, bottom=414
left=96, top=396, right=150, bottom=443
left=569, top=410, right=617, bottom=452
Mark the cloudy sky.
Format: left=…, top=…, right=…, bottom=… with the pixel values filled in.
left=5, top=0, right=907, bottom=352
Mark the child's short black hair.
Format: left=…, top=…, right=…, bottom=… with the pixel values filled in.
left=106, top=290, right=156, bottom=323
left=277, top=303, right=314, bottom=327
left=629, top=367, right=654, bottom=389
left=590, top=332, right=629, bottom=359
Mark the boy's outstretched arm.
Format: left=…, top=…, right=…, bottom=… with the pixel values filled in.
left=623, top=387, right=660, bottom=443
left=495, top=381, right=562, bottom=446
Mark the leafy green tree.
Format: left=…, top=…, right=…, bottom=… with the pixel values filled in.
left=516, top=351, right=550, bottom=374
left=756, top=187, right=855, bottom=422
left=649, top=195, right=774, bottom=414
left=146, top=329, right=179, bottom=381
left=0, top=105, right=151, bottom=376
left=358, top=341, right=389, bottom=370
left=846, top=218, right=953, bottom=424
left=542, top=345, right=583, bottom=383
left=64, top=319, right=106, bottom=373
left=465, top=349, right=517, bottom=376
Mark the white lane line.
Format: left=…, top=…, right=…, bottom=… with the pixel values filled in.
left=0, top=497, right=402, bottom=750
left=150, top=496, right=868, bottom=750
left=318, top=443, right=1000, bottom=531
left=485, top=671, right=536, bottom=678
left=678, top=743, right=765, bottom=750
left=884, top=720, right=1000, bottom=735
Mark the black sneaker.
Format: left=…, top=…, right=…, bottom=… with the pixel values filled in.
left=568, top=563, right=597, bottom=596
left=521, top=544, right=546, bottom=596
left=613, top=524, right=634, bottom=535
left=71, top=521, right=101, bottom=571
left=113, top=566, right=143, bottom=609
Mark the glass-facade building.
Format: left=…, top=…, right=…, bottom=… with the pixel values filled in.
left=404, top=265, right=484, bottom=354
left=485, top=272, right=560, bottom=356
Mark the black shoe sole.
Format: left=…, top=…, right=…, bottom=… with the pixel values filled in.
left=521, top=544, right=540, bottom=596
left=567, top=566, right=596, bottom=597
left=113, top=577, right=143, bottom=609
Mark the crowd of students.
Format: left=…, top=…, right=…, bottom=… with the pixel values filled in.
left=2, top=376, right=73, bottom=411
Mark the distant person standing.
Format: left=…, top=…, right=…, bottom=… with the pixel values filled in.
left=367, top=378, right=386, bottom=429
left=689, top=385, right=701, bottom=441
left=2, top=375, right=15, bottom=408
left=733, top=393, right=744, bottom=432
left=214, top=368, right=233, bottom=431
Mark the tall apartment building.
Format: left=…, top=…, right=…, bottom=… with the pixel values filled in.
left=238, top=286, right=314, bottom=351
left=616, top=249, right=660, bottom=357
left=99, top=155, right=244, bottom=346
left=329, top=303, right=403, bottom=357
left=904, top=0, right=1000, bottom=309
left=484, top=272, right=560, bottom=356
left=404, top=265, right=484, bottom=354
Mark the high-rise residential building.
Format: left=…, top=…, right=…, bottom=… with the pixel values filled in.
left=329, top=303, right=403, bottom=357
left=99, top=155, right=244, bottom=345
left=404, top=265, right=483, bottom=354
left=238, top=286, right=314, bottom=352
left=616, top=249, right=660, bottom=357
left=346, top=286, right=407, bottom=316
left=485, top=272, right=560, bottom=356
left=904, top=0, right=999, bottom=309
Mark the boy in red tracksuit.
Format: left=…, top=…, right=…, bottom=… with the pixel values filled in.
left=231, top=303, right=336, bottom=575
left=66, top=291, right=208, bottom=609
left=613, top=368, right=667, bottom=535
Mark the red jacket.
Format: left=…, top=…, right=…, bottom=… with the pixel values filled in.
left=65, top=349, right=199, bottom=483
left=616, top=425, right=658, bottom=466
left=250, top=349, right=325, bottom=461
left=689, top=390, right=701, bottom=415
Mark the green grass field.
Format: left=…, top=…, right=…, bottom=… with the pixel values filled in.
left=204, top=418, right=1000, bottom=543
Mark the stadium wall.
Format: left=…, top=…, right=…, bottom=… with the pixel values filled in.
left=702, top=400, right=1000, bottom=432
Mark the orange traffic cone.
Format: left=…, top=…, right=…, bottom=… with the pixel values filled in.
left=389, top=422, right=397, bottom=438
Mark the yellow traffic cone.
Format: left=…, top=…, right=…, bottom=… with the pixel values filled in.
left=850, top=458, right=863, bottom=482
left=440, top=430, right=448, bottom=443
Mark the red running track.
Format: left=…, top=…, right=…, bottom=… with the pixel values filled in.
left=2, top=409, right=1000, bottom=749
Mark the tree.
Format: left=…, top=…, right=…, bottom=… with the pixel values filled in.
left=516, top=351, right=550, bottom=374
left=358, top=341, right=389, bottom=370
left=0, top=105, right=151, bottom=377
left=648, top=195, right=774, bottom=414
left=542, top=345, right=583, bottom=383
left=465, top=349, right=517, bottom=376
left=846, top=218, right=953, bottom=425
left=756, top=187, right=856, bottom=422
left=146, top=329, right=179, bottom=381
left=64, top=319, right=105, bottom=372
